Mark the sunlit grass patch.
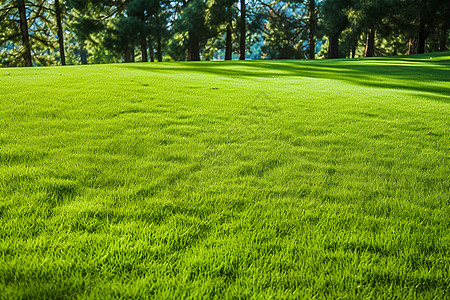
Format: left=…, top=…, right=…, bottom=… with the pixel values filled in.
left=0, top=53, right=449, bottom=298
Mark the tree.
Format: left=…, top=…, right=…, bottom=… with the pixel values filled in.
left=1, top=0, right=449, bottom=66
left=321, top=0, right=350, bottom=59
left=210, top=0, right=237, bottom=60
left=0, top=0, right=57, bottom=66
left=308, top=0, right=316, bottom=59
left=104, top=15, right=140, bottom=62
left=17, top=0, right=32, bottom=66
left=0, top=0, right=33, bottom=66
left=239, top=0, right=246, bottom=60
left=67, top=0, right=129, bottom=64
left=352, top=0, right=395, bottom=57
left=259, top=1, right=308, bottom=59
left=54, top=0, right=66, bottom=65
left=126, top=0, right=154, bottom=62
left=152, top=0, right=171, bottom=61
left=415, top=0, right=450, bottom=53
left=170, top=0, right=226, bottom=61
left=375, top=0, right=450, bottom=55
left=110, top=0, right=170, bottom=62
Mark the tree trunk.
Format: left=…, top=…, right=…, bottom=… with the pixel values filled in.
left=239, top=0, right=246, bottom=60
left=139, top=3, right=148, bottom=62
left=308, top=0, right=316, bottom=60
left=124, top=47, right=134, bottom=63
left=17, top=0, right=32, bottom=67
left=155, top=10, right=163, bottom=62
left=187, top=33, right=200, bottom=61
left=124, top=48, right=131, bottom=63
left=364, top=28, right=375, bottom=57
left=408, top=39, right=415, bottom=55
left=130, top=48, right=135, bottom=62
left=157, top=35, right=162, bottom=62
left=417, top=18, right=426, bottom=54
left=225, top=23, right=232, bottom=60
left=149, top=42, right=155, bottom=62
left=54, top=0, right=66, bottom=65
left=351, top=43, right=356, bottom=58
left=439, top=26, right=447, bottom=52
left=328, top=34, right=339, bottom=59
left=141, top=35, right=148, bottom=62
left=80, top=43, right=88, bottom=64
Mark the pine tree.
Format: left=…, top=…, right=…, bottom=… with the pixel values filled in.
left=239, top=0, right=246, bottom=60
left=210, top=0, right=237, bottom=60
left=0, top=0, right=57, bottom=66
left=321, top=0, right=350, bottom=59
left=54, top=0, right=66, bottom=65
left=308, top=0, right=316, bottom=59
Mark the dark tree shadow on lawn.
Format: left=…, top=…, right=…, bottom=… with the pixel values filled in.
left=121, top=54, right=450, bottom=103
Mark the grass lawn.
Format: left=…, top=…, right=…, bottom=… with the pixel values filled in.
left=0, top=53, right=449, bottom=298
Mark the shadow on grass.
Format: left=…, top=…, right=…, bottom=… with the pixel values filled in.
left=121, top=53, right=450, bottom=103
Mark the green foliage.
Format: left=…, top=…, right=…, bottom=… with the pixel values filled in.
left=103, top=16, right=141, bottom=58
left=0, top=0, right=58, bottom=66
left=168, top=0, right=210, bottom=60
left=210, top=0, right=237, bottom=26
left=260, top=1, right=309, bottom=59
left=1, top=53, right=450, bottom=297
left=177, top=0, right=209, bottom=39
left=320, top=0, right=351, bottom=36
left=100, top=0, right=170, bottom=62
left=69, top=16, right=103, bottom=42
left=320, top=0, right=450, bottom=58
left=166, top=33, right=188, bottom=61
left=0, top=0, right=448, bottom=64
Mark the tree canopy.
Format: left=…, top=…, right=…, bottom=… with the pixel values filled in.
left=0, top=0, right=448, bottom=66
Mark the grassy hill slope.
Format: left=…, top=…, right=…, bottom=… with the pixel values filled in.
left=1, top=53, right=449, bottom=298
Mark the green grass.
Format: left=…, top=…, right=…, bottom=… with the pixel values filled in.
left=1, top=53, right=449, bottom=299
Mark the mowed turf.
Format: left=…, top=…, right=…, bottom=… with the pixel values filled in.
left=0, top=53, right=449, bottom=298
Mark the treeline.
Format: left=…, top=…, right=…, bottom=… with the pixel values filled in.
left=0, top=0, right=448, bottom=67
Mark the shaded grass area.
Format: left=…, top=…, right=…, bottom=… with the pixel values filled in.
left=124, top=53, right=450, bottom=101
left=0, top=53, right=449, bottom=298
